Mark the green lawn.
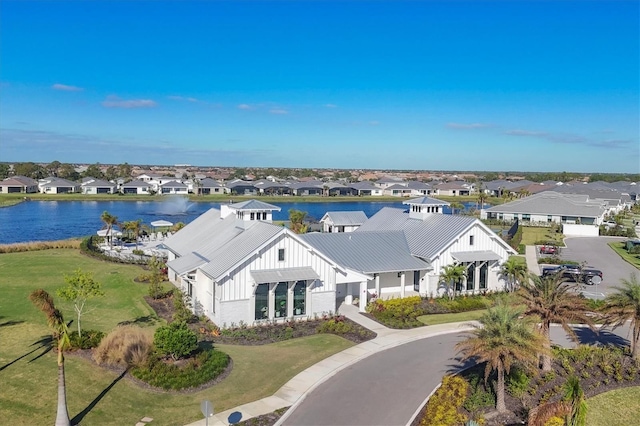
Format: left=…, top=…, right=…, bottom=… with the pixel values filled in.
left=417, top=309, right=487, bottom=326
left=0, top=249, right=353, bottom=425
left=520, top=226, right=564, bottom=246
left=587, top=386, right=640, bottom=426
left=608, top=241, right=640, bottom=270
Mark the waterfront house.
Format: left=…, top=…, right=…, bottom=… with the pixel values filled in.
left=350, top=181, right=383, bottom=196
left=81, top=178, right=117, bottom=194
left=0, top=175, right=39, bottom=193
left=159, top=180, right=189, bottom=195
left=164, top=197, right=515, bottom=326
left=197, top=178, right=226, bottom=195
left=38, top=177, right=80, bottom=194
left=121, top=179, right=152, bottom=195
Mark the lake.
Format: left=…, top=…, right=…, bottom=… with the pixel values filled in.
left=0, top=198, right=481, bottom=244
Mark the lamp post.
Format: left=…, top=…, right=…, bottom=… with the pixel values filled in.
left=200, top=400, right=214, bottom=426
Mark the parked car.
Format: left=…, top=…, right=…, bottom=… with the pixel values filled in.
left=579, top=267, right=603, bottom=285
left=542, top=264, right=580, bottom=280
left=539, top=244, right=559, bottom=255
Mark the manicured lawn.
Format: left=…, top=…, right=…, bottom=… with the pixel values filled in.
left=417, top=309, right=487, bottom=325
left=0, top=249, right=354, bottom=425
left=608, top=241, right=640, bottom=270
left=587, top=386, right=640, bottom=426
left=520, top=226, right=564, bottom=246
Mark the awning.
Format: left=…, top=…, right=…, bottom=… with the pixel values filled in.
left=451, top=250, right=501, bottom=263
left=151, top=220, right=173, bottom=227
left=251, top=267, right=320, bottom=283
left=97, top=229, right=122, bottom=237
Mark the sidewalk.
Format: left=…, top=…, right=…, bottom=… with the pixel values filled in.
left=184, top=305, right=474, bottom=426
left=525, top=244, right=540, bottom=275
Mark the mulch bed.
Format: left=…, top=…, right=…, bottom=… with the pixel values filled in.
left=410, top=355, right=640, bottom=426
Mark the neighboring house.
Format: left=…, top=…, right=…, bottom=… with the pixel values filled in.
left=121, top=179, right=152, bottom=195
left=374, top=177, right=406, bottom=189
left=434, top=181, right=474, bottom=196
left=326, top=182, right=356, bottom=196
left=320, top=211, right=368, bottom=233
left=253, top=179, right=293, bottom=196
left=226, top=179, right=258, bottom=195
left=38, top=177, right=80, bottom=194
left=0, top=176, right=39, bottom=193
left=350, top=181, right=383, bottom=196
left=81, top=178, right=117, bottom=194
left=406, top=181, right=433, bottom=196
left=197, top=178, right=227, bottom=195
left=383, top=184, right=413, bottom=197
left=164, top=197, right=515, bottom=326
left=480, top=191, right=608, bottom=225
left=159, top=180, right=189, bottom=195
left=291, top=180, right=324, bottom=196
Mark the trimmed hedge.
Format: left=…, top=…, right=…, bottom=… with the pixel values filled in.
left=68, top=329, right=105, bottom=350
left=366, top=296, right=425, bottom=328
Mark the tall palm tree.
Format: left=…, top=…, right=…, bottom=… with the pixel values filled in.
left=601, top=273, right=640, bottom=361
left=439, top=263, right=466, bottom=300
left=100, top=210, right=119, bottom=249
left=29, top=289, right=71, bottom=426
left=518, top=273, right=596, bottom=371
left=500, top=257, right=528, bottom=292
left=456, top=302, right=544, bottom=412
left=450, top=201, right=464, bottom=215
left=122, top=219, right=142, bottom=248
left=476, top=188, right=488, bottom=211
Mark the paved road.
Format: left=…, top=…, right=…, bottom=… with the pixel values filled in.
left=560, top=236, right=638, bottom=298
left=281, top=326, right=631, bottom=426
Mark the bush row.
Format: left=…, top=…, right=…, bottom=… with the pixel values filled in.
left=0, top=239, right=81, bottom=253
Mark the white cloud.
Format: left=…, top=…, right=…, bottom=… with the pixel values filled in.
left=269, top=108, right=288, bottom=115
left=324, top=103, right=338, bottom=108
left=52, top=83, right=83, bottom=92
left=168, top=95, right=200, bottom=103
left=237, top=104, right=254, bottom=110
left=102, top=96, right=157, bottom=109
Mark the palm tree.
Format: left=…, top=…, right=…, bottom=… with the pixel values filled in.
left=122, top=219, right=143, bottom=248
left=450, top=201, right=464, bottom=215
left=439, top=264, right=466, bottom=300
left=456, top=302, right=544, bottom=412
left=601, top=273, right=640, bottom=361
left=563, top=375, right=587, bottom=426
left=100, top=211, right=119, bottom=249
left=518, top=273, right=596, bottom=371
left=29, top=289, right=71, bottom=426
left=476, top=188, right=488, bottom=211
left=500, top=258, right=528, bottom=292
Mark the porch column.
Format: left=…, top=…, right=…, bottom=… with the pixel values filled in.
left=287, top=282, right=294, bottom=318
left=400, top=272, right=406, bottom=298
left=268, top=283, right=275, bottom=319
left=359, top=281, right=367, bottom=313
left=375, top=274, right=380, bottom=297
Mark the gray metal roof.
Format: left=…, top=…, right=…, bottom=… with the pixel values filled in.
left=350, top=181, right=378, bottom=190
left=322, top=211, right=368, bottom=226
left=403, top=196, right=450, bottom=206
left=251, top=267, right=319, bottom=283
left=230, top=199, right=281, bottom=211
left=406, top=181, right=432, bottom=189
left=483, top=191, right=606, bottom=217
left=355, top=207, right=476, bottom=260
left=198, top=178, right=223, bottom=188
left=123, top=179, right=151, bottom=188
left=163, top=208, right=223, bottom=255
left=452, top=251, right=501, bottom=262
left=167, top=252, right=209, bottom=275
left=301, top=230, right=430, bottom=274
left=41, top=177, right=79, bottom=187
left=160, top=180, right=188, bottom=188
left=386, top=184, right=411, bottom=191
left=82, top=179, right=116, bottom=187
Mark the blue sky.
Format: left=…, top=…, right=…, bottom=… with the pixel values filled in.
left=0, top=0, right=638, bottom=173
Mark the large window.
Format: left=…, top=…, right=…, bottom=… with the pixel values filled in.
left=293, top=281, right=306, bottom=315
left=413, top=271, right=420, bottom=291
left=275, top=282, right=288, bottom=318
left=466, top=263, right=475, bottom=291
left=255, top=284, right=269, bottom=320
left=479, top=263, right=488, bottom=290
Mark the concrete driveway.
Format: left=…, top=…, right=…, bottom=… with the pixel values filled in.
left=560, top=236, right=638, bottom=298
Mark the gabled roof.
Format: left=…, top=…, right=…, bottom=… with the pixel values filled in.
left=483, top=191, right=606, bottom=217
left=199, top=178, right=223, bottom=188
left=122, top=179, right=152, bottom=188
left=226, top=179, right=256, bottom=189
left=160, top=180, right=188, bottom=188
left=355, top=207, right=477, bottom=260
left=302, top=231, right=430, bottom=274
left=291, top=180, right=324, bottom=190
left=40, top=177, right=79, bottom=187
left=406, top=181, right=432, bottom=190
left=321, top=211, right=368, bottom=226
left=82, top=179, right=115, bottom=187
left=1, top=178, right=29, bottom=186
left=230, top=199, right=281, bottom=211
left=436, top=181, right=472, bottom=190
left=386, top=184, right=411, bottom=191
left=350, top=181, right=378, bottom=190
left=169, top=252, right=209, bottom=275
left=10, top=176, right=38, bottom=186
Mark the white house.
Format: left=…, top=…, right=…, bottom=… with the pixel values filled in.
left=81, top=178, right=117, bottom=194
left=164, top=197, right=516, bottom=326
left=159, top=180, right=189, bottom=195
left=121, top=179, right=152, bottom=195
left=38, top=177, right=80, bottom=194
left=320, top=211, right=368, bottom=233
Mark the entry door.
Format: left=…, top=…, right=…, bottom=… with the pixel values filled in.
left=413, top=271, right=420, bottom=292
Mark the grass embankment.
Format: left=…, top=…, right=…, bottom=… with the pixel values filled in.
left=608, top=241, right=640, bottom=270
left=0, top=249, right=353, bottom=425
left=417, top=309, right=487, bottom=326
left=587, top=386, right=640, bottom=426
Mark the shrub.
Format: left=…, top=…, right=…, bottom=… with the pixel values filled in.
left=0, top=238, right=81, bottom=253
left=131, top=349, right=230, bottom=390
left=154, top=321, right=198, bottom=360
left=366, top=296, right=425, bottom=328
left=435, top=296, right=491, bottom=313
left=464, top=374, right=495, bottom=415
left=507, top=366, right=531, bottom=399
left=316, top=317, right=359, bottom=335
left=68, top=329, right=105, bottom=350
left=420, top=375, right=468, bottom=426
left=93, top=325, right=153, bottom=368
left=173, top=289, right=197, bottom=323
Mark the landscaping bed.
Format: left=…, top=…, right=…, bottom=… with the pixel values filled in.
left=411, top=345, right=640, bottom=426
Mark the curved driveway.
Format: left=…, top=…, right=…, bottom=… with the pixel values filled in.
left=281, top=326, right=631, bottom=426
